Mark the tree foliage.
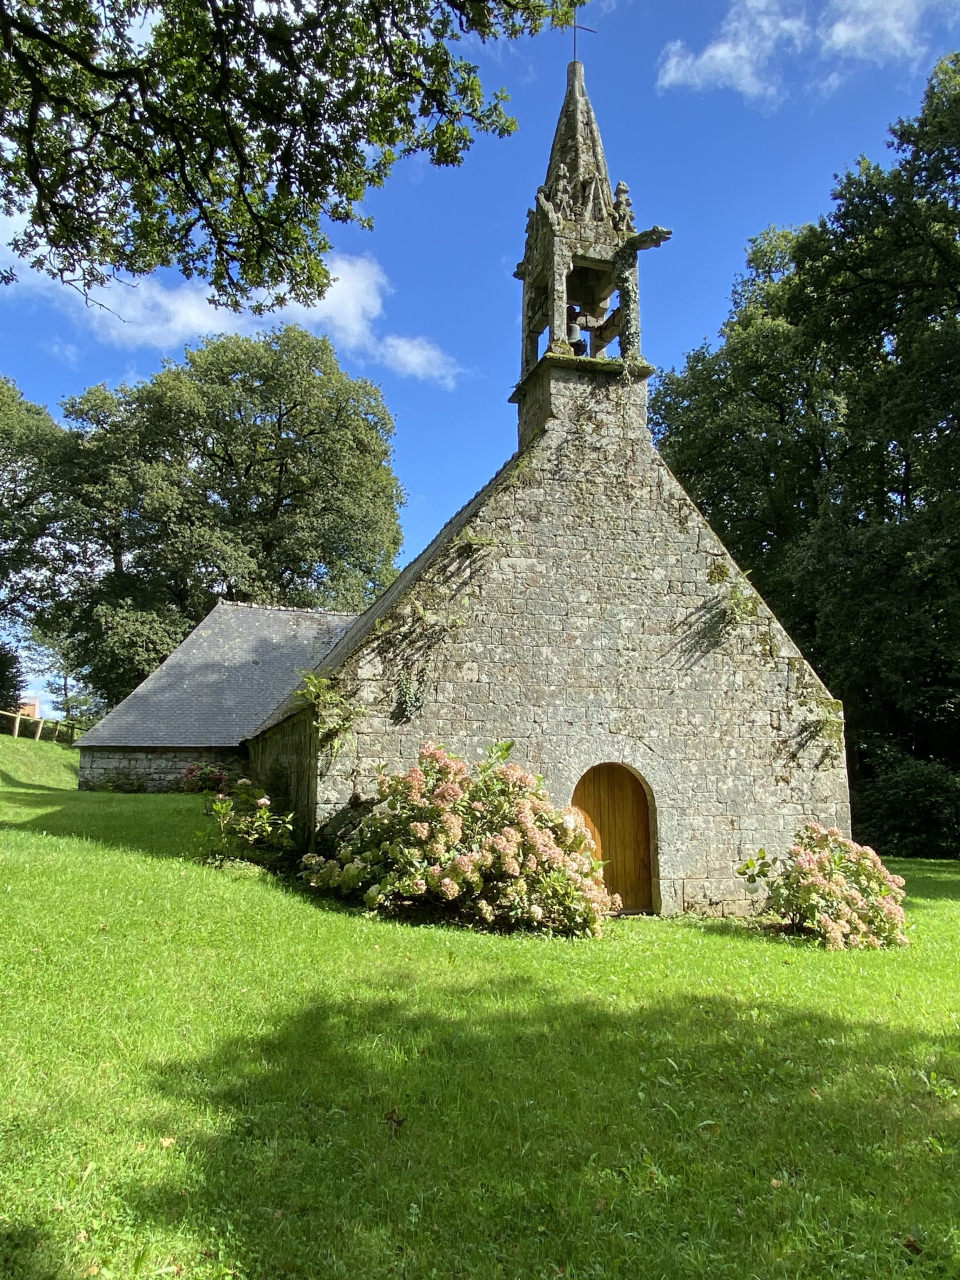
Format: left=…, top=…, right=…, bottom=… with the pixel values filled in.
left=651, top=56, right=960, bottom=857
left=0, top=0, right=569, bottom=308
left=2, top=325, right=403, bottom=706
left=20, top=627, right=105, bottom=726
left=0, top=377, right=65, bottom=618
left=0, top=640, right=23, bottom=712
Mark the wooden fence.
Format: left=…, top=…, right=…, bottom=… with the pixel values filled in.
left=0, top=709, right=77, bottom=744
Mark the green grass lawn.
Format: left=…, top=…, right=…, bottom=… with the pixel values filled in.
left=1, top=738, right=959, bottom=1279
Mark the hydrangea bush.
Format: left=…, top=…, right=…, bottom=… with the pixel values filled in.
left=203, top=777, right=294, bottom=866
left=180, top=761, right=235, bottom=793
left=303, top=741, right=620, bottom=936
left=738, top=822, right=907, bottom=950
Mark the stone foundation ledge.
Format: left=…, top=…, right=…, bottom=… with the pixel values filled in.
left=678, top=876, right=756, bottom=918
left=78, top=746, right=243, bottom=793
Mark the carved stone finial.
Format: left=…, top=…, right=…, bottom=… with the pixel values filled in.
left=613, top=181, right=636, bottom=234
left=536, top=184, right=560, bottom=231
left=552, top=163, right=573, bottom=221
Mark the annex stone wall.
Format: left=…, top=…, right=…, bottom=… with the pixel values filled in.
left=280, top=363, right=849, bottom=916
left=78, top=745, right=244, bottom=792
left=247, top=707, right=318, bottom=848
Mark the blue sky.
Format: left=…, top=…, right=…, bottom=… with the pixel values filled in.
left=4, top=0, right=960, bottom=684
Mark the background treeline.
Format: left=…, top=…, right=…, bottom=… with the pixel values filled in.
left=652, top=54, right=960, bottom=858
left=0, top=326, right=403, bottom=713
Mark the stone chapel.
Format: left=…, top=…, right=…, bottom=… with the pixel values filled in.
left=80, top=62, right=850, bottom=915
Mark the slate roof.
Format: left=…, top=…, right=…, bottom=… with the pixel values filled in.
left=80, top=601, right=356, bottom=748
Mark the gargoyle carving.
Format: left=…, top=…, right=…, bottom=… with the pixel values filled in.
left=624, top=225, right=673, bottom=252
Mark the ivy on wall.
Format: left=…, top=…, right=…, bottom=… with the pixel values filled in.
left=297, top=673, right=365, bottom=760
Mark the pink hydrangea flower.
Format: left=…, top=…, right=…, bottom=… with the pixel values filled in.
left=432, top=781, right=464, bottom=807
left=441, top=812, right=463, bottom=842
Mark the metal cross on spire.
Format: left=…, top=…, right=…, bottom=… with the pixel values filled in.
left=572, top=17, right=597, bottom=62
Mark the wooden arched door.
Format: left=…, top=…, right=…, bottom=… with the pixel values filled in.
left=572, top=763, right=652, bottom=913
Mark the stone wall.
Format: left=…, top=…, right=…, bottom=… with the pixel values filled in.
left=247, top=707, right=317, bottom=849
left=255, top=362, right=850, bottom=915
left=78, top=745, right=244, bottom=792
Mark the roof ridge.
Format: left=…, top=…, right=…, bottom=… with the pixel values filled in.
left=217, top=600, right=358, bottom=619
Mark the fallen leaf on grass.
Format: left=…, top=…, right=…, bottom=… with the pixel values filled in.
left=384, top=1107, right=406, bottom=1131
left=160, top=1136, right=176, bottom=1149
left=903, top=1235, right=923, bottom=1255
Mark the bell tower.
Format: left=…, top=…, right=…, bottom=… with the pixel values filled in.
left=511, top=61, right=671, bottom=448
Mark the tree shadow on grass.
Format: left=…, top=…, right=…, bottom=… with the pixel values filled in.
left=0, top=741, right=79, bottom=792
left=892, top=860, right=960, bottom=905
left=0, top=788, right=343, bottom=909
left=0, top=1224, right=68, bottom=1280
left=668, top=914, right=808, bottom=948
left=118, top=982, right=960, bottom=1280
left=0, top=789, right=207, bottom=862
left=0, top=768, right=74, bottom=793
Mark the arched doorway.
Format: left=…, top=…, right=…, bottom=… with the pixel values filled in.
left=572, top=763, right=652, bottom=913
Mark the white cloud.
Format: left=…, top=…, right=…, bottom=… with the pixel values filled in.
left=82, top=276, right=222, bottom=349
left=0, top=218, right=462, bottom=389
left=284, top=255, right=391, bottom=351
left=814, top=68, right=846, bottom=96
left=379, top=335, right=463, bottom=391
left=818, top=0, right=951, bottom=63
left=658, top=0, right=960, bottom=103
left=44, top=338, right=80, bottom=368
left=657, top=0, right=809, bottom=102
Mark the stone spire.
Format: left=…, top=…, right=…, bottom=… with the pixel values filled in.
left=544, top=61, right=614, bottom=227
left=511, top=61, right=672, bottom=447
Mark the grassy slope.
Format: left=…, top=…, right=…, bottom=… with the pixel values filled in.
left=1, top=738, right=959, bottom=1279
left=0, top=737, right=81, bottom=791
